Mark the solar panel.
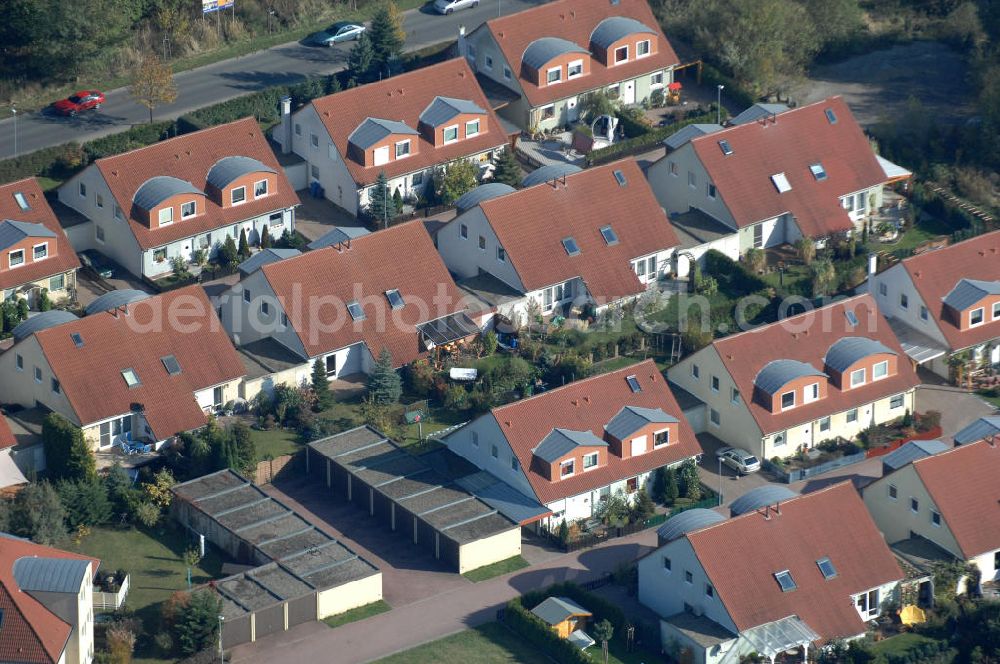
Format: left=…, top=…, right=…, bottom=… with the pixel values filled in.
left=824, top=108, right=837, bottom=124
left=122, top=368, right=141, bottom=388
left=70, top=332, right=84, bottom=348
left=816, top=557, right=837, bottom=580
left=809, top=163, right=827, bottom=181
left=613, top=169, right=627, bottom=186
left=347, top=301, right=365, bottom=321
left=775, top=570, right=797, bottom=592
left=385, top=289, right=405, bottom=310
left=718, top=140, right=733, bottom=156
left=600, top=225, right=619, bottom=245
left=161, top=355, right=182, bottom=375
left=626, top=375, right=641, bottom=392
left=562, top=237, right=581, bottom=256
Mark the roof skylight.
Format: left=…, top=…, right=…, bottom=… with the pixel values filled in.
left=810, top=163, right=827, bottom=181
left=718, top=140, right=733, bottom=156
left=600, top=225, right=619, bottom=246
left=161, top=355, right=182, bottom=376
left=122, top=368, right=141, bottom=388
left=771, top=172, right=791, bottom=193
left=613, top=169, right=627, bottom=187
left=347, top=301, right=366, bottom=321
left=626, top=375, right=641, bottom=393
left=824, top=108, right=838, bottom=124
left=385, top=289, right=405, bottom=310
left=13, top=192, right=29, bottom=210
left=70, top=333, right=84, bottom=348
left=817, top=557, right=837, bottom=580
left=562, top=237, right=581, bottom=256
left=845, top=310, right=858, bottom=327
left=775, top=570, right=797, bottom=592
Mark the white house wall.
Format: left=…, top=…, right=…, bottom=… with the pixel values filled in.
left=219, top=270, right=308, bottom=358
left=647, top=145, right=738, bottom=230
left=280, top=104, right=361, bottom=215
left=870, top=263, right=950, bottom=352
left=437, top=207, right=526, bottom=289
left=444, top=415, right=537, bottom=499
left=0, top=335, right=83, bottom=426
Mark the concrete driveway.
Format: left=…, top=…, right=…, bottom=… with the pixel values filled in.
left=915, top=384, right=998, bottom=438
left=695, top=432, right=772, bottom=509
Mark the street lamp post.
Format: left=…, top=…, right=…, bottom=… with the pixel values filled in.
left=11, top=107, right=17, bottom=158
left=217, top=615, right=225, bottom=663
left=717, top=456, right=723, bottom=506
left=716, top=85, right=724, bottom=125
left=498, top=0, right=501, bottom=17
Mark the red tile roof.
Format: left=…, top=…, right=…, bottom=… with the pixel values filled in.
left=0, top=414, right=14, bottom=450
left=310, top=59, right=507, bottom=188
left=911, top=441, right=1000, bottom=558
left=94, top=118, right=300, bottom=251
left=490, top=360, right=700, bottom=504
left=481, top=0, right=679, bottom=108
left=687, top=482, right=903, bottom=640
left=476, top=159, right=679, bottom=302
left=0, top=534, right=99, bottom=664
left=0, top=178, right=80, bottom=293
left=710, top=294, right=920, bottom=435
left=32, top=285, right=244, bottom=439
left=261, top=221, right=473, bottom=365
left=898, top=229, right=1000, bottom=352
left=689, top=97, right=886, bottom=238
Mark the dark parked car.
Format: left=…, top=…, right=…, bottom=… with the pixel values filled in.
left=79, top=250, right=115, bottom=280
left=52, top=90, right=105, bottom=116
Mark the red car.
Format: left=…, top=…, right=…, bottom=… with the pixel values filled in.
left=53, top=90, right=105, bottom=116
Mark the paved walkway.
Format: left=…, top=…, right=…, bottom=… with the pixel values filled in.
left=230, top=528, right=658, bottom=663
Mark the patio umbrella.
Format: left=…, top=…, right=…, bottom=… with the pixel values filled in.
left=668, top=82, right=683, bottom=91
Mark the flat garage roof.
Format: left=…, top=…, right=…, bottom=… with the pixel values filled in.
left=171, top=469, right=379, bottom=606
left=309, top=426, right=519, bottom=545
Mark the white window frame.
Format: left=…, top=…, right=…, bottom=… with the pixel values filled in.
left=873, top=360, right=889, bottom=381
left=49, top=274, right=65, bottom=291
left=8, top=249, right=25, bottom=269
left=900, top=293, right=909, bottom=310
left=888, top=484, right=897, bottom=500
left=79, top=182, right=87, bottom=198
left=114, top=204, right=123, bottom=220
left=650, top=72, right=664, bottom=88
left=503, top=65, right=512, bottom=80
left=890, top=393, right=905, bottom=410
left=158, top=207, right=173, bottom=226
left=653, top=429, right=669, bottom=447
left=636, top=39, right=651, bottom=58
left=560, top=459, right=575, bottom=478
left=855, top=588, right=880, bottom=620
left=567, top=59, right=584, bottom=79
left=310, top=133, right=319, bottom=149
left=181, top=200, right=197, bottom=219
left=541, top=104, right=555, bottom=120
left=970, top=307, right=985, bottom=327
left=850, top=368, right=866, bottom=388
left=497, top=246, right=506, bottom=263
left=711, top=375, right=719, bottom=393
left=32, top=242, right=48, bottom=261
left=707, top=183, right=716, bottom=199
left=254, top=179, right=269, bottom=198
left=96, top=193, right=104, bottom=208
left=920, top=305, right=929, bottom=321
left=614, top=44, right=629, bottom=64
left=993, top=301, right=1000, bottom=320
left=582, top=452, right=599, bottom=470
left=803, top=382, right=819, bottom=404
left=780, top=390, right=796, bottom=411
left=395, top=139, right=412, bottom=159
left=443, top=125, right=459, bottom=144
left=460, top=223, right=468, bottom=239
left=847, top=408, right=859, bottom=423
left=709, top=408, right=720, bottom=427
left=546, top=66, right=562, bottom=85
left=819, top=416, right=831, bottom=432
left=465, top=119, right=480, bottom=137
left=691, top=364, right=700, bottom=380
left=931, top=509, right=941, bottom=527
left=731, top=387, right=740, bottom=404
left=878, top=282, right=887, bottom=297
left=231, top=186, right=247, bottom=205
left=484, top=55, right=493, bottom=70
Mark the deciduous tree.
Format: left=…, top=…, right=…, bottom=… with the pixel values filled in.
left=10, top=482, right=67, bottom=544
left=130, top=53, right=178, bottom=124
left=437, top=160, right=479, bottom=205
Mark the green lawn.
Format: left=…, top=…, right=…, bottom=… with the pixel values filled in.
left=462, top=556, right=530, bottom=583
left=322, top=600, right=392, bottom=629
left=376, top=623, right=553, bottom=664
left=865, top=215, right=951, bottom=259
left=871, top=632, right=940, bottom=656
left=250, top=427, right=301, bottom=460
left=62, top=524, right=229, bottom=663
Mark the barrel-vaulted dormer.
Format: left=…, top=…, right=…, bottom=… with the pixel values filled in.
left=823, top=337, right=897, bottom=391
left=132, top=176, right=205, bottom=229
left=589, top=16, right=659, bottom=67
left=942, top=278, right=1000, bottom=331
left=346, top=118, right=420, bottom=168
left=418, top=96, right=490, bottom=147
left=753, top=359, right=828, bottom=413
left=206, top=156, right=278, bottom=209
left=521, top=37, right=591, bottom=87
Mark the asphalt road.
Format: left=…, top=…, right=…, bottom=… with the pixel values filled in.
left=0, top=0, right=539, bottom=159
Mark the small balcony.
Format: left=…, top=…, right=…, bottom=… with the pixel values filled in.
left=93, top=571, right=130, bottom=612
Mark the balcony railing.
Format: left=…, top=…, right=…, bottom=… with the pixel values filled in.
left=93, top=574, right=130, bottom=612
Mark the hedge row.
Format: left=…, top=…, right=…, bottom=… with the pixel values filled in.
left=584, top=111, right=719, bottom=167
left=504, top=601, right=591, bottom=664
left=519, top=582, right=628, bottom=644
left=702, top=249, right=768, bottom=294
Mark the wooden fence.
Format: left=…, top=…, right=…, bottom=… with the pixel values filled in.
left=253, top=451, right=301, bottom=485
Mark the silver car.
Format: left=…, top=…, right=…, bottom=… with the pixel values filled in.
left=716, top=447, right=761, bottom=475
left=310, top=21, right=366, bottom=46
left=433, top=0, right=479, bottom=14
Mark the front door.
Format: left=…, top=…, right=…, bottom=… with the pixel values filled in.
left=566, top=97, right=579, bottom=122
left=621, top=80, right=636, bottom=105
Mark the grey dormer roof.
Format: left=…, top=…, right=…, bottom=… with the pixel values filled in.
left=13, top=557, right=91, bottom=594
left=133, top=176, right=202, bottom=211
left=605, top=406, right=677, bottom=440
left=419, top=96, right=486, bottom=128
left=532, top=428, right=607, bottom=463
left=656, top=507, right=725, bottom=542
left=531, top=596, right=591, bottom=625
left=824, top=337, right=896, bottom=373
left=207, top=156, right=276, bottom=190
left=238, top=248, right=301, bottom=277
left=347, top=118, right=418, bottom=150
left=84, top=289, right=152, bottom=316
left=306, top=226, right=371, bottom=250
left=942, top=278, right=1000, bottom=311
left=729, top=485, right=797, bottom=517
left=663, top=123, right=724, bottom=151
left=881, top=439, right=949, bottom=471
left=12, top=310, right=79, bottom=342
left=521, top=163, right=583, bottom=188
left=729, top=103, right=791, bottom=126
left=0, top=220, right=57, bottom=251
left=753, top=359, right=827, bottom=395
left=953, top=416, right=1000, bottom=445
left=522, top=38, right=589, bottom=70
left=454, top=183, right=516, bottom=213
left=590, top=16, right=657, bottom=49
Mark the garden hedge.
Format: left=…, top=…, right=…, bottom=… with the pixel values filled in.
left=519, top=582, right=627, bottom=645
left=504, top=600, right=591, bottom=664
left=703, top=249, right=768, bottom=294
